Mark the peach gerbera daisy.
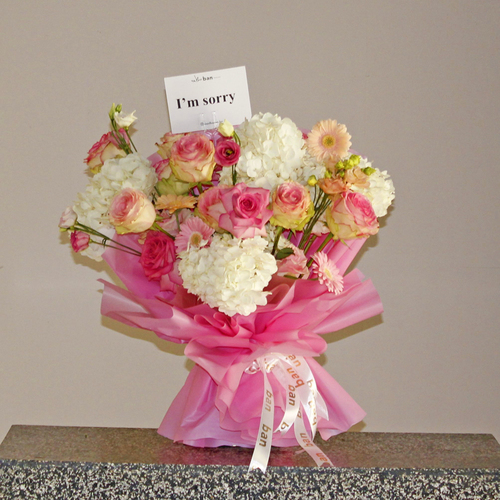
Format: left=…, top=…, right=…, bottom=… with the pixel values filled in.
left=311, top=251, right=344, bottom=295
left=306, top=119, right=352, bottom=164
left=175, top=217, right=214, bottom=252
left=156, top=194, right=197, bottom=214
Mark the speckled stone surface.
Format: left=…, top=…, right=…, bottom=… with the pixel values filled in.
left=1, top=426, right=499, bottom=499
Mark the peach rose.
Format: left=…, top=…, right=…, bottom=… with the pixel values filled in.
left=85, top=131, right=128, bottom=174
left=325, top=191, right=379, bottom=240
left=270, top=181, right=314, bottom=231
left=196, top=185, right=228, bottom=229
left=108, top=188, right=156, bottom=234
left=169, top=133, right=216, bottom=183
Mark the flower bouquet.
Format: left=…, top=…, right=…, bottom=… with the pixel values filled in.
left=59, top=105, right=394, bottom=471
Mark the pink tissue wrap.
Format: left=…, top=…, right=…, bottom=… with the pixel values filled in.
left=99, top=234, right=383, bottom=448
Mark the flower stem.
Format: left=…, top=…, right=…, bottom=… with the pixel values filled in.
left=271, top=226, right=284, bottom=255
left=152, top=222, right=175, bottom=240
left=74, top=223, right=141, bottom=255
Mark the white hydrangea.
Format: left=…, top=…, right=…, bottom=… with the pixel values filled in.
left=219, top=113, right=309, bottom=191
left=178, top=234, right=278, bottom=316
left=72, top=153, right=157, bottom=260
left=351, top=158, right=395, bottom=217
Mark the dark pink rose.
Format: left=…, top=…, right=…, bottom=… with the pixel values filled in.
left=325, top=191, right=379, bottom=240
left=139, top=231, right=176, bottom=281
left=169, top=133, right=215, bottom=183
left=70, top=231, right=90, bottom=252
left=214, top=139, right=241, bottom=167
left=218, top=183, right=272, bottom=239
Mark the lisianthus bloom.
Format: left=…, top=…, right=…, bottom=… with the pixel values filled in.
left=276, top=244, right=309, bottom=278
left=270, top=181, right=314, bottom=231
left=325, top=191, right=379, bottom=240
left=108, top=188, right=156, bottom=234
left=169, top=133, right=216, bottom=183
left=85, top=130, right=129, bottom=174
left=70, top=231, right=90, bottom=253
left=156, top=194, right=197, bottom=214
left=139, top=230, right=176, bottom=281
left=218, top=183, right=273, bottom=239
left=114, top=110, right=137, bottom=129
left=156, top=132, right=186, bottom=159
left=218, top=119, right=234, bottom=137
left=306, top=119, right=351, bottom=165
left=318, top=177, right=348, bottom=195
left=214, top=139, right=240, bottom=167
left=196, top=185, right=228, bottom=229
left=311, top=252, right=344, bottom=294
left=59, top=206, right=77, bottom=229
left=175, top=217, right=214, bottom=252
left=344, top=166, right=370, bottom=189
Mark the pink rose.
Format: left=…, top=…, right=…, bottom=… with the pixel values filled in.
left=214, top=139, right=241, bottom=167
left=218, top=183, right=272, bottom=239
left=140, top=231, right=176, bottom=281
left=59, top=206, right=77, bottom=229
left=85, top=130, right=128, bottom=173
left=70, top=231, right=90, bottom=252
left=270, top=181, right=314, bottom=231
left=276, top=245, right=309, bottom=278
left=196, top=185, right=228, bottom=229
left=152, top=158, right=171, bottom=180
left=108, top=188, right=156, bottom=234
left=325, top=191, right=379, bottom=240
left=156, top=132, right=186, bottom=159
left=169, top=133, right=216, bottom=183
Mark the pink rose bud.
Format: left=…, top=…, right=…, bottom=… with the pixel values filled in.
left=139, top=230, right=176, bottom=281
left=214, top=139, right=241, bottom=167
left=325, top=191, right=379, bottom=240
left=59, top=206, right=77, bottom=229
left=169, top=133, right=216, bottom=183
left=270, top=181, right=314, bottom=231
left=108, top=188, right=156, bottom=234
left=70, top=231, right=90, bottom=253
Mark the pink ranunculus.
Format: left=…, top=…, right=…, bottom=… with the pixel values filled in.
left=270, top=181, right=314, bottom=231
left=196, top=185, right=228, bottom=229
left=108, top=188, right=156, bottom=235
left=70, top=231, right=90, bottom=252
left=59, top=206, right=77, bottom=229
left=85, top=130, right=128, bottom=173
left=325, top=191, right=379, bottom=240
left=139, top=230, right=176, bottom=281
left=276, top=245, right=309, bottom=278
left=218, top=183, right=272, bottom=239
left=214, top=139, right=241, bottom=167
left=169, top=133, right=216, bottom=183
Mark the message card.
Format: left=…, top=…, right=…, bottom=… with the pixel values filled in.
left=164, top=66, right=252, bottom=133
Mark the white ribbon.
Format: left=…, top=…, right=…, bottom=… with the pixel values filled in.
left=247, top=354, right=333, bottom=473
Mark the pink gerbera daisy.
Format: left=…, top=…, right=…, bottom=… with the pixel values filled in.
left=306, top=119, right=352, bottom=164
left=175, top=217, right=214, bottom=252
left=311, top=251, right=344, bottom=294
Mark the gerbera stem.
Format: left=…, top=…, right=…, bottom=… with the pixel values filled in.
left=152, top=222, right=175, bottom=240
left=73, top=223, right=141, bottom=255
left=306, top=233, right=333, bottom=267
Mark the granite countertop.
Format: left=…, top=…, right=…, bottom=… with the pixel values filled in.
left=1, top=426, right=499, bottom=499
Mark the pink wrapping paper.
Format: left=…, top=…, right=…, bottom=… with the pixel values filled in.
left=99, top=234, right=383, bottom=447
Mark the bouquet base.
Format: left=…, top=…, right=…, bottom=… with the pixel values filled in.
left=158, top=358, right=365, bottom=449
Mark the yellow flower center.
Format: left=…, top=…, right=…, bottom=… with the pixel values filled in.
left=190, top=233, right=202, bottom=247
left=324, top=267, right=333, bottom=280
left=322, top=135, right=336, bottom=148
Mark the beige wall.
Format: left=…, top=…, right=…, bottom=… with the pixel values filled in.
left=1, top=0, right=499, bottom=444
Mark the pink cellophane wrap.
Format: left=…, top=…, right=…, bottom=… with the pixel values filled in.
left=99, top=234, right=383, bottom=448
